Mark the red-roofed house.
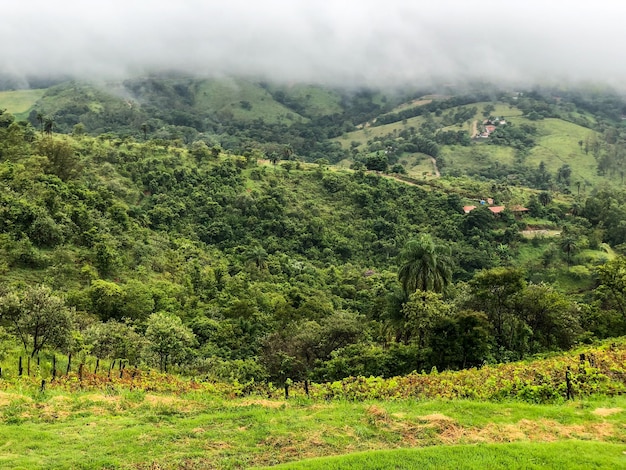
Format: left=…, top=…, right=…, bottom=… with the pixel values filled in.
left=488, top=206, right=506, bottom=214
left=463, top=205, right=477, bottom=214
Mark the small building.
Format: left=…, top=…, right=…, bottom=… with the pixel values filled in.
left=488, top=206, right=506, bottom=215
left=509, top=205, right=529, bottom=213
left=463, top=205, right=477, bottom=214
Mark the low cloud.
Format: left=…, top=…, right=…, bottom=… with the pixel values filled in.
left=4, top=1, right=626, bottom=87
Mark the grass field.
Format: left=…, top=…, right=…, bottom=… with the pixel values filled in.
left=522, top=118, right=602, bottom=186
left=273, top=84, right=344, bottom=117
left=0, top=388, right=624, bottom=469
left=0, top=89, right=45, bottom=119
left=194, top=78, right=307, bottom=124
left=261, top=441, right=626, bottom=469
left=336, top=114, right=427, bottom=148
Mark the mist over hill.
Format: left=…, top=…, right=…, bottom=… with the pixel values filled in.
left=4, top=1, right=626, bottom=89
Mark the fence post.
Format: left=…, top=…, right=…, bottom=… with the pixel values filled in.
left=18, top=357, right=23, bottom=376
left=52, top=355, right=56, bottom=379
left=66, top=353, right=72, bottom=375
left=27, top=357, right=31, bottom=376
left=565, top=367, right=574, bottom=400
left=94, top=358, right=100, bottom=375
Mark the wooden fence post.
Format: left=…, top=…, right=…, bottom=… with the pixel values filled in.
left=18, top=357, right=23, bottom=376
left=565, top=367, right=574, bottom=400
left=66, top=353, right=72, bottom=375
left=52, top=355, right=57, bottom=379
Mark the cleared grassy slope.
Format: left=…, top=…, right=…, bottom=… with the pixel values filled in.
left=523, top=118, right=602, bottom=185
left=0, top=389, right=624, bottom=469
left=194, top=78, right=308, bottom=123
left=0, top=89, right=45, bottom=119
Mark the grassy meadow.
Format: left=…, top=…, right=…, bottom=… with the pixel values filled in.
left=262, top=441, right=626, bottom=469
left=194, top=79, right=307, bottom=124
left=0, top=89, right=45, bottom=119
left=0, top=387, right=625, bottom=469
left=0, top=339, right=625, bottom=468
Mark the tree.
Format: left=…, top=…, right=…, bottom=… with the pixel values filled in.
left=430, top=310, right=492, bottom=369
left=468, top=267, right=526, bottom=356
left=0, top=286, right=73, bottom=357
left=43, top=116, right=55, bottom=135
left=89, top=280, right=125, bottom=321
left=84, top=321, right=145, bottom=364
left=559, top=228, right=579, bottom=267
left=365, top=153, right=388, bottom=172
left=538, top=191, right=552, bottom=206
left=402, top=289, right=451, bottom=346
left=595, top=256, right=626, bottom=321
left=397, top=234, right=452, bottom=295
left=514, top=284, right=580, bottom=353
left=244, top=246, right=268, bottom=270
left=261, top=312, right=363, bottom=386
left=145, top=312, right=195, bottom=372
left=35, top=112, right=44, bottom=134
left=35, top=136, right=81, bottom=181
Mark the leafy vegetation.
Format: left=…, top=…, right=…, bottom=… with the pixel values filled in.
left=2, top=76, right=626, bottom=467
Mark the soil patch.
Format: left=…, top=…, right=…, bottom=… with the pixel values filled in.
left=593, top=407, right=623, bottom=417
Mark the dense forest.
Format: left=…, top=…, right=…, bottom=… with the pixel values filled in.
left=2, top=78, right=626, bottom=388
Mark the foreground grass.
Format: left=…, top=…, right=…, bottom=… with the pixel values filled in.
left=0, top=389, right=625, bottom=469
left=260, top=441, right=626, bottom=469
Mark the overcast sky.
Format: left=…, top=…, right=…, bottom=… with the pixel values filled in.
left=4, top=1, right=626, bottom=87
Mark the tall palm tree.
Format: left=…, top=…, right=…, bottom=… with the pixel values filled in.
left=43, top=116, right=55, bottom=136
left=35, top=112, right=44, bottom=134
left=245, top=246, right=268, bottom=270
left=397, top=234, right=452, bottom=295
left=560, top=233, right=579, bottom=267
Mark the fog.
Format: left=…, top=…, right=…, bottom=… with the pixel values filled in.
left=4, top=0, right=626, bottom=88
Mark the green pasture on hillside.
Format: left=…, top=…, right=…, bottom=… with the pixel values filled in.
left=0, top=89, right=45, bottom=119
left=194, top=78, right=307, bottom=124
left=0, top=388, right=625, bottom=469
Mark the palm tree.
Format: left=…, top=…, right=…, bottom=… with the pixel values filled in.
left=35, top=112, right=44, bottom=134
left=560, top=233, right=579, bottom=267
left=43, top=116, right=55, bottom=136
left=245, top=246, right=268, bottom=270
left=397, top=234, right=452, bottom=295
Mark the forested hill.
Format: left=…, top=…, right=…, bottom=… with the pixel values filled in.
left=2, top=79, right=626, bottom=385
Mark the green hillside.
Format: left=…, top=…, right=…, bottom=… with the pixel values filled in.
left=2, top=81, right=626, bottom=387
left=0, top=89, right=45, bottom=119
left=2, top=79, right=626, bottom=468
left=193, top=78, right=308, bottom=123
